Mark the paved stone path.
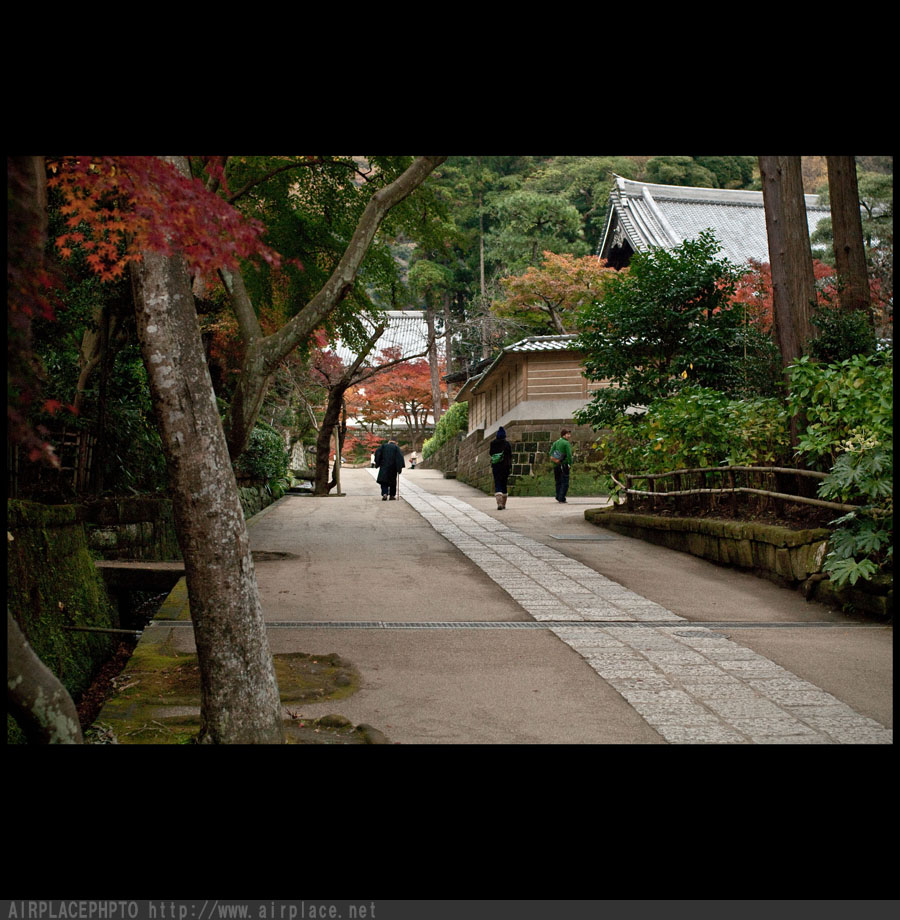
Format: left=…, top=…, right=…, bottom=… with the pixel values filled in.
left=387, top=471, right=892, bottom=745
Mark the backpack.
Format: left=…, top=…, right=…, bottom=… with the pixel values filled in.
left=491, top=451, right=505, bottom=464
left=550, top=449, right=563, bottom=464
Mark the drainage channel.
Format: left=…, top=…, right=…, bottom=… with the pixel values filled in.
left=150, top=619, right=888, bottom=630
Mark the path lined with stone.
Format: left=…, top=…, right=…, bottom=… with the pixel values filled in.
left=388, top=471, right=892, bottom=744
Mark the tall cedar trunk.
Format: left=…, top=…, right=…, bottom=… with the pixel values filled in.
left=130, top=160, right=283, bottom=743
left=759, top=155, right=818, bottom=364
left=442, top=293, right=456, bottom=377
left=826, top=155, right=872, bottom=317
left=425, top=304, right=443, bottom=424
left=759, top=155, right=818, bottom=448
left=479, top=195, right=491, bottom=359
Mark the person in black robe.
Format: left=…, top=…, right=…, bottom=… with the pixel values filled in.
left=375, top=437, right=405, bottom=501
left=489, top=426, right=513, bottom=510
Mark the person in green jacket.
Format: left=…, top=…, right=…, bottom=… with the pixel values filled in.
left=550, top=428, right=573, bottom=503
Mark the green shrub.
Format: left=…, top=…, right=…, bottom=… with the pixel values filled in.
left=575, top=231, right=781, bottom=429
left=789, top=349, right=892, bottom=587
left=422, top=401, right=468, bottom=460
left=809, top=304, right=878, bottom=364
left=788, top=350, right=893, bottom=467
left=594, top=387, right=790, bottom=480
left=233, top=421, right=289, bottom=486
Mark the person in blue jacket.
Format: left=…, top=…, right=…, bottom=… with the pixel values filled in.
left=489, top=426, right=513, bottom=510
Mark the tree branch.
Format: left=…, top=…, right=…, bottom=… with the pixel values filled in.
left=263, top=157, right=448, bottom=369
left=224, top=156, right=372, bottom=204
left=222, top=156, right=447, bottom=459
left=219, top=267, right=263, bottom=343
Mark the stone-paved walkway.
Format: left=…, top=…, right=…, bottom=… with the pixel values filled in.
left=390, top=471, right=892, bottom=744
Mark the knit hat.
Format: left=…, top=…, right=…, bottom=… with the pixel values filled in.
left=497, top=426, right=507, bottom=438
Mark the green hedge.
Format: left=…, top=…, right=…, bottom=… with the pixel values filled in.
left=422, top=402, right=468, bottom=460
left=593, top=387, right=790, bottom=481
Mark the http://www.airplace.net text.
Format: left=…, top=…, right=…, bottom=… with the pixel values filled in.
left=4, top=903, right=377, bottom=920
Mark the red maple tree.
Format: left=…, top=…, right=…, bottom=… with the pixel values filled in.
left=353, top=349, right=438, bottom=441
left=732, top=257, right=887, bottom=333
left=47, top=156, right=286, bottom=282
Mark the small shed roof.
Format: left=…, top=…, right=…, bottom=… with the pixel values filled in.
left=455, top=334, right=579, bottom=400
left=599, top=175, right=831, bottom=267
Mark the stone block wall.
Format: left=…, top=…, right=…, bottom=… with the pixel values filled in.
left=79, top=487, right=280, bottom=561
left=420, top=435, right=463, bottom=477
left=80, top=497, right=181, bottom=561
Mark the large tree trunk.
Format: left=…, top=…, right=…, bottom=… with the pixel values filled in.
left=759, top=155, right=819, bottom=449
left=130, top=158, right=283, bottom=744
left=826, top=155, right=872, bottom=317
left=8, top=609, right=84, bottom=744
left=759, top=155, right=818, bottom=366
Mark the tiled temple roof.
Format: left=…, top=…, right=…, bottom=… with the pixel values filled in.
left=599, top=175, right=831, bottom=267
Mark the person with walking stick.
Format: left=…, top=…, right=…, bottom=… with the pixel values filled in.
left=375, top=436, right=405, bottom=501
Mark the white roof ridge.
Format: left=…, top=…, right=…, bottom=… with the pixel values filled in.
left=612, top=173, right=825, bottom=209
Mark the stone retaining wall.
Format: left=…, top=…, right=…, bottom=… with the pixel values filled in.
left=420, top=435, right=463, bottom=477
left=80, top=497, right=181, bottom=561
left=585, top=509, right=830, bottom=583
left=584, top=508, right=891, bottom=619
left=80, top=486, right=280, bottom=561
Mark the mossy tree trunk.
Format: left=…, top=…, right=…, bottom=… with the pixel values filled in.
left=7, top=609, right=83, bottom=744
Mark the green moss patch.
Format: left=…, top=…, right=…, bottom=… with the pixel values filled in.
left=92, top=645, right=374, bottom=744
left=274, top=652, right=359, bottom=704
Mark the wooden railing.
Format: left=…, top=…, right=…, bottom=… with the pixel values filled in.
left=8, top=425, right=97, bottom=499
left=613, top=465, right=859, bottom=516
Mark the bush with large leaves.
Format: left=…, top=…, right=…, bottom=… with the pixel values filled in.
left=788, top=350, right=893, bottom=586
